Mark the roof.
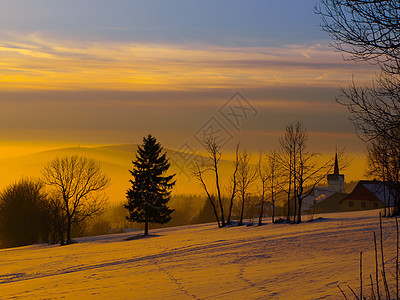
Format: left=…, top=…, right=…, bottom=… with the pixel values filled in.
left=327, top=151, right=344, bottom=180
left=340, top=180, right=398, bottom=205
left=319, top=192, right=348, bottom=205
left=314, top=192, right=348, bottom=213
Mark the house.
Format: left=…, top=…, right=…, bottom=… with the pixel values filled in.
left=298, top=152, right=397, bottom=214
left=338, top=180, right=389, bottom=211
left=314, top=192, right=348, bottom=213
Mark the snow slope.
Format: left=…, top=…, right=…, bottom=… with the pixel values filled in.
left=0, top=210, right=397, bottom=299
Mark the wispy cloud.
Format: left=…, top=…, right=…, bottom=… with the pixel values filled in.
left=0, top=32, right=375, bottom=91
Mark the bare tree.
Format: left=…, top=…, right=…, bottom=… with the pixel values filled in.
left=207, top=138, right=226, bottom=226
left=316, top=1, right=400, bottom=76
left=316, top=1, right=400, bottom=215
left=295, top=142, right=332, bottom=224
left=279, top=122, right=335, bottom=223
left=227, top=144, right=239, bottom=225
left=315, top=1, right=400, bottom=143
left=336, top=75, right=400, bottom=144
left=237, top=150, right=257, bottom=226
left=259, top=150, right=281, bottom=225
left=192, top=162, right=221, bottom=227
left=367, top=135, right=400, bottom=216
left=42, top=155, right=110, bottom=244
left=258, top=152, right=269, bottom=225
left=279, top=122, right=300, bottom=223
left=192, top=139, right=239, bottom=227
left=47, top=195, right=67, bottom=245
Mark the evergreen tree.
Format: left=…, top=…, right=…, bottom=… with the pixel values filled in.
left=125, top=135, right=175, bottom=235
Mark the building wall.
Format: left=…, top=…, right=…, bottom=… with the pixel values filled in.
left=340, top=199, right=384, bottom=212
left=301, top=188, right=335, bottom=212
left=313, top=193, right=348, bottom=213
left=328, top=175, right=344, bottom=193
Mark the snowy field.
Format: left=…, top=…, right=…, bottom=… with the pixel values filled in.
left=0, top=210, right=398, bottom=299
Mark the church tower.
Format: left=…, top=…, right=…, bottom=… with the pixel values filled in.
left=327, top=151, right=344, bottom=193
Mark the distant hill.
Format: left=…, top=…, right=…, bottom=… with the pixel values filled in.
left=0, top=144, right=235, bottom=203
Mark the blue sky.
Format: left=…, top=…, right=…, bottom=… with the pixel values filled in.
left=0, top=0, right=325, bottom=45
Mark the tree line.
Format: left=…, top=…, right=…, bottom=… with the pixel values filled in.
left=192, top=121, right=339, bottom=227
left=0, top=134, right=176, bottom=247
left=0, top=127, right=339, bottom=249
left=0, top=156, right=110, bottom=248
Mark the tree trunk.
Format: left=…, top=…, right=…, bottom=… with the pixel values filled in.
left=60, top=234, right=65, bottom=246
left=227, top=198, right=234, bottom=225
left=144, top=221, right=149, bottom=236
left=258, top=198, right=264, bottom=226
left=215, top=169, right=225, bottom=227
left=297, top=196, right=302, bottom=224
left=272, top=201, right=275, bottom=224
left=293, top=181, right=297, bottom=223
left=66, top=216, right=72, bottom=244
left=272, top=191, right=275, bottom=224
left=286, top=183, right=291, bottom=223
left=209, top=198, right=221, bottom=228
left=60, top=230, right=65, bottom=246
left=239, top=194, right=245, bottom=226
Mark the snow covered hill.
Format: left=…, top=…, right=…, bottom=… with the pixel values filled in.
left=0, top=210, right=397, bottom=299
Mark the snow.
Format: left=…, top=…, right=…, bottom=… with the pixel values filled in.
left=0, top=209, right=398, bottom=299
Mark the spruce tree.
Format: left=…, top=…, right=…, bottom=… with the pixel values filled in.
left=125, top=135, right=175, bottom=235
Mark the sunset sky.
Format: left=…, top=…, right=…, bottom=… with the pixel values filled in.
left=0, top=0, right=376, bottom=174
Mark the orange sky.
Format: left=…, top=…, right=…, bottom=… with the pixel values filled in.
left=0, top=34, right=374, bottom=91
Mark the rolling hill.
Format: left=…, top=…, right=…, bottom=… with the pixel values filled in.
left=0, top=144, right=235, bottom=203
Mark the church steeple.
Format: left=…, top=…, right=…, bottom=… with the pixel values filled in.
left=333, top=150, right=339, bottom=176
left=327, top=148, right=344, bottom=193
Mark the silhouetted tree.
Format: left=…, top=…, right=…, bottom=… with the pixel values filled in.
left=259, top=150, right=281, bottom=224
left=42, top=155, right=110, bottom=245
left=316, top=0, right=400, bottom=215
left=294, top=132, right=331, bottom=223
left=227, top=144, right=240, bottom=225
left=47, top=196, right=67, bottom=245
left=125, top=135, right=175, bottom=236
left=0, top=178, right=51, bottom=248
left=279, top=122, right=333, bottom=223
left=279, top=122, right=300, bottom=222
left=237, top=150, right=257, bottom=226
left=316, top=0, right=400, bottom=76
left=191, top=138, right=239, bottom=227
left=367, top=135, right=400, bottom=216
left=204, top=138, right=226, bottom=226
left=192, top=162, right=221, bottom=227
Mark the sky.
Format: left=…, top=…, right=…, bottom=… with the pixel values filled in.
left=0, top=0, right=377, bottom=175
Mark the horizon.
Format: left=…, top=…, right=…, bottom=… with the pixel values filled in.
left=0, top=142, right=368, bottom=202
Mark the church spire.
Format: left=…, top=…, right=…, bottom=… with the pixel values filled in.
left=327, top=148, right=344, bottom=193
left=334, top=149, right=339, bottom=176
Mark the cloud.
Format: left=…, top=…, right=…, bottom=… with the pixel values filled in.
left=0, top=32, right=376, bottom=91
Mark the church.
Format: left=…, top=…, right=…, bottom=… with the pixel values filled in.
left=301, top=152, right=348, bottom=213
left=303, top=151, right=388, bottom=214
